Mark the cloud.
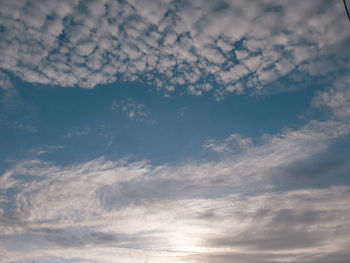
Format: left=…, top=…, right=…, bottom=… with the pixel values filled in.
left=27, top=145, right=66, bottom=156
left=0, top=0, right=348, bottom=97
left=0, top=84, right=37, bottom=132
left=63, top=127, right=91, bottom=139
left=199, top=186, right=350, bottom=261
left=1, top=1, right=350, bottom=262
left=1, top=114, right=350, bottom=262
left=203, top=133, right=253, bottom=154
left=313, top=76, right=350, bottom=119
left=111, top=98, right=153, bottom=123
left=0, top=71, right=12, bottom=90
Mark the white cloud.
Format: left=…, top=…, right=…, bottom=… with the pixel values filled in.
left=0, top=157, right=349, bottom=261
left=1, top=113, right=350, bottom=262
left=203, top=133, right=252, bottom=153
left=0, top=0, right=348, bottom=96
left=218, top=64, right=250, bottom=83
left=27, top=145, right=66, bottom=156
left=312, top=77, right=350, bottom=119
left=188, top=83, right=212, bottom=96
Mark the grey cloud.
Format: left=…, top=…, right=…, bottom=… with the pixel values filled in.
left=211, top=229, right=323, bottom=250
left=270, top=134, right=350, bottom=188
left=29, top=227, right=147, bottom=249
left=187, top=250, right=350, bottom=263
left=270, top=209, right=329, bottom=226
left=0, top=71, right=12, bottom=90
left=187, top=252, right=287, bottom=263
left=0, top=213, right=28, bottom=234
left=202, top=208, right=349, bottom=263
left=280, top=158, right=349, bottom=180
left=0, top=213, right=158, bottom=251
left=193, top=185, right=350, bottom=260
left=204, top=202, right=346, bottom=250
left=302, top=252, right=350, bottom=263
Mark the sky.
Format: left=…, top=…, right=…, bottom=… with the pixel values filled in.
left=0, top=0, right=350, bottom=262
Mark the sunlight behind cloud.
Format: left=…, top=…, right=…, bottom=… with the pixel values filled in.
left=1, top=0, right=350, bottom=262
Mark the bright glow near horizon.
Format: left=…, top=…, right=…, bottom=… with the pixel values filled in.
left=1, top=0, right=350, bottom=262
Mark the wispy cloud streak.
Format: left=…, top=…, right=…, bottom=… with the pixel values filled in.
left=1, top=114, right=350, bottom=262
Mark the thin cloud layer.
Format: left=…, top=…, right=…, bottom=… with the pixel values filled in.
left=1, top=114, right=350, bottom=262
left=203, top=133, right=253, bottom=153
left=0, top=0, right=349, bottom=96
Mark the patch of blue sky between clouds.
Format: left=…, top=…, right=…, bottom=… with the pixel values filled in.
left=0, top=76, right=322, bottom=170
left=0, top=0, right=350, bottom=263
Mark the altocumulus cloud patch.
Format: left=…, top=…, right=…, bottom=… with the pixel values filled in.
left=0, top=0, right=349, bottom=96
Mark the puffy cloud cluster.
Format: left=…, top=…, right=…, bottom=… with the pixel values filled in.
left=1, top=116, right=350, bottom=262
left=313, top=76, right=350, bottom=119
left=0, top=0, right=349, bottom=96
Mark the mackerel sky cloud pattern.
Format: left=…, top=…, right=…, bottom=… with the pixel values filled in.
left=0, top=0, right=349, bottom=94
left=0, top=1, right=350, bottom=263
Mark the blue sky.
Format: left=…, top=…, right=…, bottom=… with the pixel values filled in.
left=1, top=1, right=350, bottom=263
